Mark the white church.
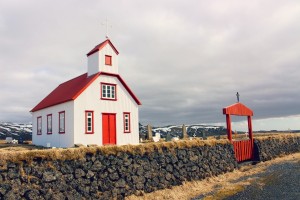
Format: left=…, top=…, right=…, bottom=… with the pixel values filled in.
left=31, top=39, right=141, bottom=148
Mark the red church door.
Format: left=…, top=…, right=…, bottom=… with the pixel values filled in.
left=102, top=113, right=116, bottom=145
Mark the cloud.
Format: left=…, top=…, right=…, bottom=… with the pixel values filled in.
left=0, top=0, right=299, bottom=131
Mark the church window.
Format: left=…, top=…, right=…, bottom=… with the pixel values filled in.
left=101, top=83, right=117, bottom=100
left=47, top=114, right=52, bottom=134
left=59, top=111, right=65, bottom=134
left=85, top=111, right=94, bottom=134
left=37, top=116, right=42, bottom=135
left=123, top=112, right=131, bottom=133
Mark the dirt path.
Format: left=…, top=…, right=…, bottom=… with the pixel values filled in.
left=126, top=153, right=300, bottom=200
left=223, top=156, right=300, bottom=200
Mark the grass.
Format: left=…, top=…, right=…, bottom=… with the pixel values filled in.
left=203, top=185, right=245, bottom=200
left=0, top=139, right=230, bottom=164
left=0, top=133, right=298, bottom=164
left=126, top=152, right=300, bottom=200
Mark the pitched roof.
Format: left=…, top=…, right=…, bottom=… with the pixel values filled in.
left=223, top=102, right=253, bottom=116
left=31, top=72, right=141, bottom=112
left=86, top=39, right=119, bottom=56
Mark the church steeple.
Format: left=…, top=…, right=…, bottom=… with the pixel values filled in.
left=86, top=39, right=119, bottom=76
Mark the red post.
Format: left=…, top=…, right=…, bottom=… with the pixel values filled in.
left=247, top=115, right=254, bottom=159
left=226, top=114, right=232, bottom=141
left=247, top=116, right=253, bottom=140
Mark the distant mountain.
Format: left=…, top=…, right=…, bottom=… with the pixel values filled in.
left=0, top=122, right=32, bottom=141
left=139, top=123, right=227, bottom=140
left=0, top=122, right=227, bottom=142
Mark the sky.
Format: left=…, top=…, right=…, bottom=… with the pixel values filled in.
left=0, top=0, right=300, bottom=131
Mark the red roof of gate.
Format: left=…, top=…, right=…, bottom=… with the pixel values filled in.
left=223, top=102, right=253, bottom=116
left=31, top=72, right=141, bottom=112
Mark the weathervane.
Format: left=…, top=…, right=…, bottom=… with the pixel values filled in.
left=236, top=92, right=240, bottom=102
left=102, top=18, right=112, bottom=39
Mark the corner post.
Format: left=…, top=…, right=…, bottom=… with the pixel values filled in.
left=226, top=114, right=232, bottom=141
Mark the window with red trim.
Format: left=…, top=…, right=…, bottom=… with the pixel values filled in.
left=101, top=83, right=117, bottom=100
left=47, top=114, right=52, bottom=134
left=59, top=111, right=65, bottom=134
left=123, top=112, right=131, bottom=133
left=85, top=111, right=94, bottom=134
left=105, top=55, right=112, bottom=65
left=37, top=116, right=42, bottom=135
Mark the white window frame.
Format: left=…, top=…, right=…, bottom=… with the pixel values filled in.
left=123, top=112, right=131, bottom=133
left=37, top=116, right=42, bottom=135
left=47, top=114, right=52, bottom=134
left=85, top=111, right=94, bottom=134
left=59, top=111, right=65, bottom=134
left=101, top=83, right=116, bottom=100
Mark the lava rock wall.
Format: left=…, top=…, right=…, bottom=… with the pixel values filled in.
left=0, top=142, right=237, bottom=199
left=1, top=135, right=299, bottom=199
left=254, top=135, right=300, bottom=161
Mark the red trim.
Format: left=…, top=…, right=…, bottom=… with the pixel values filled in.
left=37, top=116, right=42, bottom=135
left=47, top=114, right=52, bottom=134
left=72, top=73, right=100, bottom=100
left=30, top=73, right=99, bottom=112
left=100, top=82, right=117, bottom=101
left=59, top=111, right=65, bottom=134
left=100, top=72, right=141, bottom=105
left=123, top=112, right=131, bottom=133
left=87, top=39, right=119, bottom=56
left=105, top=55, right=112, bottom=66
left=31, top=72, right=142, bottom=112
left=85, top=110, right=94, bottom=134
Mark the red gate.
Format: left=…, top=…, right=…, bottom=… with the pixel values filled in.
left=232, top=140, right=253, bottom=162
left=223, top=102, right=254, bottom=162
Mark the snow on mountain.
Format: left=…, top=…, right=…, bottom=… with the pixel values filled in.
left=0, top=126, right=11, bottom=132
left=0, top=122, right=226, bottom=141
left=139, top=123, right=226, bottom=140
left=0, top=122, right=32, bottom=140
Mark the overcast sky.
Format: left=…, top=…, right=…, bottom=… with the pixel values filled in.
left=1, top=0, right=300, bottom=131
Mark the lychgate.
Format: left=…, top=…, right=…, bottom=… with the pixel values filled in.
left=223, top=102, right=254, bottom=162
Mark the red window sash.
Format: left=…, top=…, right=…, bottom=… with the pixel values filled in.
left=85, top=111, right=94, bottom=134
left=47, top=114, right=52, bottom=134
left=59, top=111, right=65, bottom=134
left=123, top=112, right=131, bottom=133
left=37, top=116, right=42, bottom=135
left=100, top=82, right=117, bottom=101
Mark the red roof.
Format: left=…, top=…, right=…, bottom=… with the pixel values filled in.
left=86, top=39, right=119, bottom=56
left=31, top=72, right=141, bottom=112
left=223, top=103, right=253, bottom=116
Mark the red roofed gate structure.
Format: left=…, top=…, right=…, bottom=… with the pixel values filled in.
left=223, top=103, right=254, bottom=162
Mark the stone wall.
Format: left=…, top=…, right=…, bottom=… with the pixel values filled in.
left=1, top=135, right=299, bottom=199
left=0, top=140, right=237, bottom=200
left=254, top=135, right=300, bottom=161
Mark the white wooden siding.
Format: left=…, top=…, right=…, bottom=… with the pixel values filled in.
left=87, top=44, right=119, bottom=76
left=73, top=75, right=139, bottom=146
left=32, top=101, right=74, bottom=148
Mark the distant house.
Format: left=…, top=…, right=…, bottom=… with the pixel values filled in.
left=31, top=39, right=141, bottom=147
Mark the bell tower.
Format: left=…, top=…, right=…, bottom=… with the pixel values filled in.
left=86, top=39, right=119, bottom=76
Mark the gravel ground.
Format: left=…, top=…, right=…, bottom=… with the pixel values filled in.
left=225, top=159, right=300, bottom=200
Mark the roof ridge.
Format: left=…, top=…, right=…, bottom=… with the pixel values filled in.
left=31, top=71, right=141, bottom=112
